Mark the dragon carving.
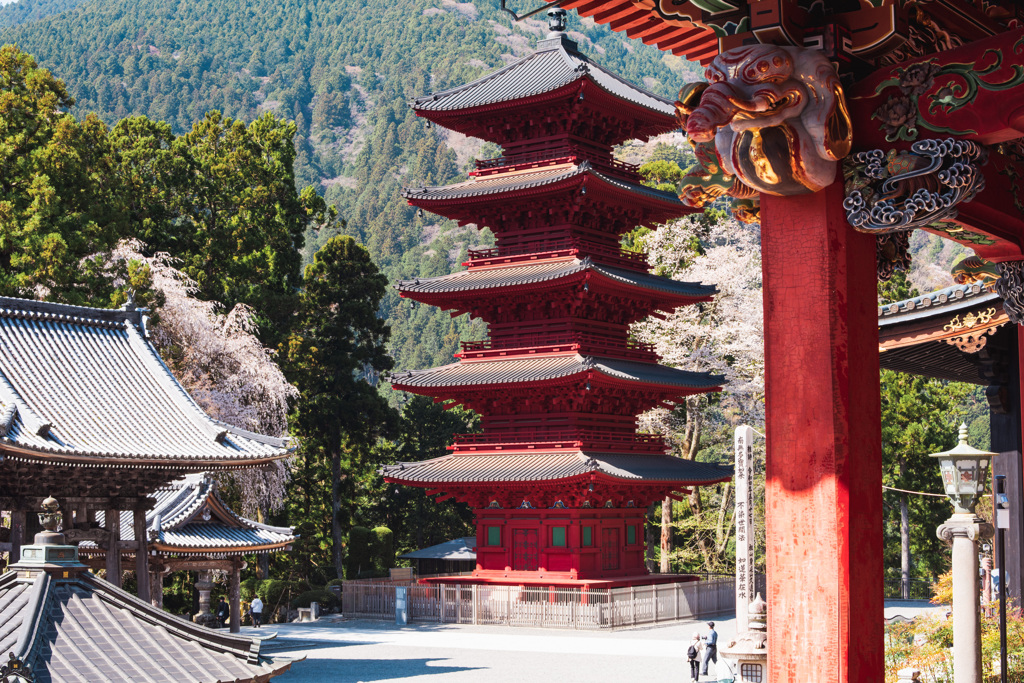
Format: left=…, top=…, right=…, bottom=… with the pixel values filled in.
left=677, top=44, right=853, bottom=199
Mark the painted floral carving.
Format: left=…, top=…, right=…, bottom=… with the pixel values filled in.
left=677, top=44, right=852, bottom=196
left=874, top=96, right=918, bottom=141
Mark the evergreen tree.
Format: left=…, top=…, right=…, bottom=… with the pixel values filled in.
left=285, top=235, right=398, bottom=578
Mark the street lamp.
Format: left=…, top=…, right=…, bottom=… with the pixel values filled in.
left=933, top=423, right=996, bottom=683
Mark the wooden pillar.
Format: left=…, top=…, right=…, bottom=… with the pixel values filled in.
left=761, top=180, right=884, bottom=681
left=9, top=508, right=26, bottom=564
left=105, top=508, right=121, bottom=588
left=229, top=558, right=242, bottom=633
left=133, top=508, right=150, bottom=603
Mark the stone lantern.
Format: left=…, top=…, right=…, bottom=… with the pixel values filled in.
left=720, top=592, right=767, bottom=682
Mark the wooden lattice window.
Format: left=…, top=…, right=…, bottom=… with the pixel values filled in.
left=626, top=525, right=636, bottom=545
left=487, top=526, right=501, bottom=546
left=741, top=663, right=763, bottom=682
left=551, top=526, right=566, bottom=547
left=513, top=529, right=539, bottom=571
left=602, top=528, right=620, bottom=570
left=582, top=526, right=593, bottom=547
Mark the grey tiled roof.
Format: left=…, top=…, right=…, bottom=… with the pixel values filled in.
left=397, top=258, right=716, bottom=299
left=402, top=162, right=682, bottom=205
left=399, top=537, right=477, bottom=561
left=85, top=474, right=295, bottom=555
left=382, top=451, right=732, bottom=485
left=877, top=283, right=998, bottom=326
left=412, top=35, right=674, bottom=117
left=0, top=570, right=291, bottom=682
left=0, top=297, right=289, bottom=466
left=389, top=355, right=723, bottom=390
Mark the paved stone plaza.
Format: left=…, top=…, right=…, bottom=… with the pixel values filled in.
left=256, top=600, right=945, bottom=682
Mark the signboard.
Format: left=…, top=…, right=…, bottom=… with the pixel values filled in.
left=734, top=425, right=755, bottom=633
left=395, top=586, right=408, bottom=626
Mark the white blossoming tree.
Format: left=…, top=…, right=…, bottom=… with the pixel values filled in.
left=633, top=210, right=764, bottom=572
left=111, top=240, right=296, bottom=520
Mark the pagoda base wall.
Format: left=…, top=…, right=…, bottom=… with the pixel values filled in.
left=470, top=506, right=649, bottom=582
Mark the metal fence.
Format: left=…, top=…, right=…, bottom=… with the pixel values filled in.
left=883, top=578, right=934, bottom=600
left=341, top=576, right=740, bottom=629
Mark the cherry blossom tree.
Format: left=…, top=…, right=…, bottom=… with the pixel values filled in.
left=633, top=211, right=764, bottom=572
left=111, top=240, right=296, bottom=518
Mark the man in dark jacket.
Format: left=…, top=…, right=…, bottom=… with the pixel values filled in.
left=700, top=621, right=718, bottom=678
left=216, top=597, right=230, bottom=627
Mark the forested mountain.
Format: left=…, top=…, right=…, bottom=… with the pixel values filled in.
left=0, top=0, right=703, bottom=380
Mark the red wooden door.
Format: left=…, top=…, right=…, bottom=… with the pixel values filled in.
left=601, top=528, right=620, bottom=571
left=513, top=529, right=539, bottom=571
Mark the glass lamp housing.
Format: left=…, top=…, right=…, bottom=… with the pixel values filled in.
left=931, top=423, right=996, bottom=514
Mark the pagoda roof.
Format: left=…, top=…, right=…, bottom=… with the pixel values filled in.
left=0, top=297, right=289, bottom=468
left=84, top=474, right=295, bottom=556
left=412, top=34, right=674, bottom=120
left=0, top=570, right=291, bottom=682
left=382, top=451, right=732, bottom=485
left=403, top=161, right=681, bottom=208
left=396, top=258, right=715, bottom=301
left=389, top=354, right=722, bottom=392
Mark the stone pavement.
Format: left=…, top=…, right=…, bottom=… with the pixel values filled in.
left=255, top=600, right=946, bottom=682
left=257, top=612, right=737, bottom=682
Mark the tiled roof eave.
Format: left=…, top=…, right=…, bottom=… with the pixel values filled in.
left=150, top=541, right=293, bottom=556
left=0, top=441, right=289, bottom=468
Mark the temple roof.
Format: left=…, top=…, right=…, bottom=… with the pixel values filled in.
left=396, top=258, right=716, bottom=301
left=85, top=474, right=296, bottom=556
left=0, top=570, right=291, bottom=683
left=382, top=451, right=732, bottom=485
left=403, top=162, right=682, bottom=207
left=412, top=34, right=674, bottom=119
left=877, top=283, right=996, bottom=326
left=399, top=537, right=477, bottom=562
left=389, top=354, right=723, bottom=392
left=0, top=297, right=289, bottom=467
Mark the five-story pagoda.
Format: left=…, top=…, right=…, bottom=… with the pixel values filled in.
left=384, top=10, right=731, bottom=587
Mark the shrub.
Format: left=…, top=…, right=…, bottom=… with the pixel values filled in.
left=370, top=526, right=394, bottom=572
left=240, top=577, right=260, bottom=602
left=345, top=526, right=372, bottom=579
left=290, top=588, right=338, bottom=610
left=259, top=579, right=290, bottom=609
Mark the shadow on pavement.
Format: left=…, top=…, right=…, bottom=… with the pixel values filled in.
left=275, top=657, right=483, bottom=681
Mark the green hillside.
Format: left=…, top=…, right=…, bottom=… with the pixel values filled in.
left=0, top=0, right=703, bottom=378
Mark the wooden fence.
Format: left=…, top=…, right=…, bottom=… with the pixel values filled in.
left=341, top=576, right=744, bottom=629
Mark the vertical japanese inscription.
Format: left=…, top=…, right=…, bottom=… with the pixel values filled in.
left=734, top=425, right=755, bottom=632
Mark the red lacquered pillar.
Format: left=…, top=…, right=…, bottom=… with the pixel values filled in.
left=760, top=180, right=884, bottom=682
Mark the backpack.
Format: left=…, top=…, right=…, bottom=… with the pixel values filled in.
left=687, top=644, right=698, bottom=660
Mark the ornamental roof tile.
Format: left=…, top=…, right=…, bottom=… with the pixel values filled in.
left=86, top=474, right=295, bottom=555
left=381, top=451, right=732, bottom=485
left=0, top=570, right=292, bottom=682
left=396, top=258, right=716, bottom=299
left=877, top=283, right=997, bottom=325
left=389, top=355, right=723, bottom=391
left=0, top=297, right=289, bottom=466
left=412, top=35, right=674, bottom=117
left=402, top=162, right=682, bottom=206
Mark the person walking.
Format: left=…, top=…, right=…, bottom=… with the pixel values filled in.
left=250, top=595, right=264, bottom=628
left=686, top=632, right=701, bottom=682
left=700, top=621, right=718, bottom=679
left=216, top=597, right=230, bottom=628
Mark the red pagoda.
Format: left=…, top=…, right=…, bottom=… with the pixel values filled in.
left=383, top=10, right=731, bottom=587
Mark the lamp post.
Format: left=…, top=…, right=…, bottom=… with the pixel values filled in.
left=933, top=423, right=996, bottom=683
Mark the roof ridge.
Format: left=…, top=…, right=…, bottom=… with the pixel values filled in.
left=411, top=50, right=556, bottom=107
left=0, top=296, right=144, bottom=331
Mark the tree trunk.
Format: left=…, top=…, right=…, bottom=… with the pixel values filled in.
left=900, top=492, right=910, bottom=599
left=646, top=504, right=658, bottom=572
left=331, top=448, right=345, bottom=579
left=660, top=497, right=672, bottom=573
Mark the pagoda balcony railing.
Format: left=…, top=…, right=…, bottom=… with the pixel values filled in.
left=458, top=333, right=657, bottom=361
left=471, top=146, right=640, bottom=179
left=466, top=238, right=648, bottom=270
left=450, top=430, right=667, bottom=453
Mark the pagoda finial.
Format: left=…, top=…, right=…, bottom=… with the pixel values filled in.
left=547, top=8, right=567, bottom=37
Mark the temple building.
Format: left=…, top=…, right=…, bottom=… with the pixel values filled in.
left=0, top=295, right=291, bottom=625
left=77, top=474, right=296, bottom=630
left=383, top=12, right=732, bottom=587
left=0, top=497, right=294, bottom=682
